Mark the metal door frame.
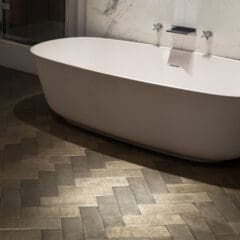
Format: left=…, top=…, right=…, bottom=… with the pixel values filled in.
left=0, top=0, right=11, bottom=38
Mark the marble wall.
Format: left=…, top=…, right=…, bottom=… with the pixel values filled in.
left=86, top=0, right=240, bottom=59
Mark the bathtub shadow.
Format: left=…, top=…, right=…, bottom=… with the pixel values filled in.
left=14, top=93, right=240, bottom=189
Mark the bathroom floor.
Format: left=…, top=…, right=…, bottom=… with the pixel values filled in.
left=0, top=66, right=240, bottom=240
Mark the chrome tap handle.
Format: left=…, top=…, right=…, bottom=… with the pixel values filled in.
left=153, top=23, right=163, bottom=32
left=201, top=31, right=213, bottom=40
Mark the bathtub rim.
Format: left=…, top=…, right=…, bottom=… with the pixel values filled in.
left=31, top=37, right=240, bottom=98
left=32, top=47, right=240, bottom=100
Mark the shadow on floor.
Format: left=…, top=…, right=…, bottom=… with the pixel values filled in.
left=14, top=93, right=240, bottom=189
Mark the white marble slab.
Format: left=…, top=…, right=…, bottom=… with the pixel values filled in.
left=86, top=0, right=240, bottom=59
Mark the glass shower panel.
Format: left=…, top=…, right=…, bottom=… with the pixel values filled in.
left=2, top=0, right=65, bottom=45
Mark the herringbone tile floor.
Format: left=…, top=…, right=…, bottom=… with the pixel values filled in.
left=0, top=65, right=240, bottom=240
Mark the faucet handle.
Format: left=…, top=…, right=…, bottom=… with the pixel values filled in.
left=201, top=30, right=213, bottom=40
left=153, top=23, right=163, bottom=32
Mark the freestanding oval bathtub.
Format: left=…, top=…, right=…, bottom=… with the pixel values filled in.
left=31, top=37, right=240, bottom=162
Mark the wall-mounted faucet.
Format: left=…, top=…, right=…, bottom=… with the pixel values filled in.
left=153, top=23, right=163, bottom=47
left=201, top=31, right=213, bottom=40
left=153, top=23, right=163, bottom=32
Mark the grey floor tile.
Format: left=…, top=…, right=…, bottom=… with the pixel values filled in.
left=55, top=163, right=75, bottom=186
left=215, top=234, right=240, bottom=240
left=197, top=201, right=235, bottom=235
left=71, top=156, right=91, bottom=178
left=3, top=144, right=22, bottom=168
left=0, top=182, right=21, bottom=217
left=21, top=179, right=40, bottom=207
left=128, top=177, right=155, bottom=204
left=209, top=192, right=240, bottom=222
left=80, top=207, right=106, bottom=239
left=41, top=229, right=63, bottom=240
left=167, top=224, right=195, bottom=240
left=141, top=168, right=168, bottom=194
left=113, top=186, right=140, bottom=216
left=62, top=217, right=84, bottom=240
left=36, top=132, right=53, bottom=150
left=97, top=195, right=124, bottom=227
left=86, top=150, right=106, bottom=169
left=39, top=171, right=58, bottom=197
left=182, top=213, right=216, bottom=240
left=21, top=138, right=37, bottom=156
left=0, top=150, right=4, bottom=171
left=160, top=172, right=182, bottom=184
left=0, top=230, right=41, bottom=240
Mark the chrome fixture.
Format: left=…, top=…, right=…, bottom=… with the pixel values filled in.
left=153, top=23, right=163, bottom=32
left=167, top=25, right=196, bottom=35
left=201, top=31, right=213, bottom=40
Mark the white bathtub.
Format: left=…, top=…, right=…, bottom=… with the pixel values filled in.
left=31, top=37, right=240, bottom=162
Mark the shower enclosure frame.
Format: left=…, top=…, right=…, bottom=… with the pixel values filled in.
left=0, top=0, right=85, bottom=45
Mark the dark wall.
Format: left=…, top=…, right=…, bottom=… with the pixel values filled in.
left=8, top=0, right=65, bottom=26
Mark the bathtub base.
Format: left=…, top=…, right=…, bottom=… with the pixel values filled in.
left=62, top=115, right=232, bottom=163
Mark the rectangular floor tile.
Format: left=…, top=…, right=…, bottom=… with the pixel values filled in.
left=167, top=224, right=194, bottom=240
left=86, top=150, right=106, bottom=169
left=167, top=183, right=222, bottom=193
left=0, top=230, right=41, bottom=240
left=141, top=168, right=168, bottom=194
left=58, top=185, right=113, bottom=196
left=139, top=203, right=198, bottom=215
left=123, top=214, right=184, bottom=226
left=0, top=217, right=61, bottom=230
left=0, top=186, right=21, bottom=217
left=113, top=186, right=140, bottom=216
left=128, top=177, right=155, bottom=204
left=97, top=195, right=124, bottom=227
left=50, top=156, right=71, bottom=165
left=230, top=222, right=240, bottom=234
left=197, top=201, right=234, bottom=235
left=106, top=160, right=143, bottom=169
left=21, top=138, right=37, bottom=156
left=182, top=213, right=216, bottom=240
left=55, top=163, right=75, bottom=186
left=40, top=195, right=97, bottom=207
left=64, top=143, right=85, bottom=156
left=62, top=217, right=84, bottom=240
left=3, top=144, right=22, bottom=167
left=21, top=206, right=80, bottom=218
left=160, top=172, right=182, bottom=185
left=20, top=179, right=40, bottom=207
left=215, top=234, right=240, bottom=240
left=80, top=207, right=106, bottom=239
left=153, top=192, right=211, bottom=204
left=75, top=177, right=128, bottom=188
left=36, top=132, right=53, bottom=151
left=71, top=156, right=91, bottom=178
left=106, top=226, right=171, bottom=239
left=91, top=169, right=143, bottom=178
left=41, top=229, right=63, bottom=240
left=208, top=193, right=240, bottom=222
left=38, top=171, right=58, bottom=197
